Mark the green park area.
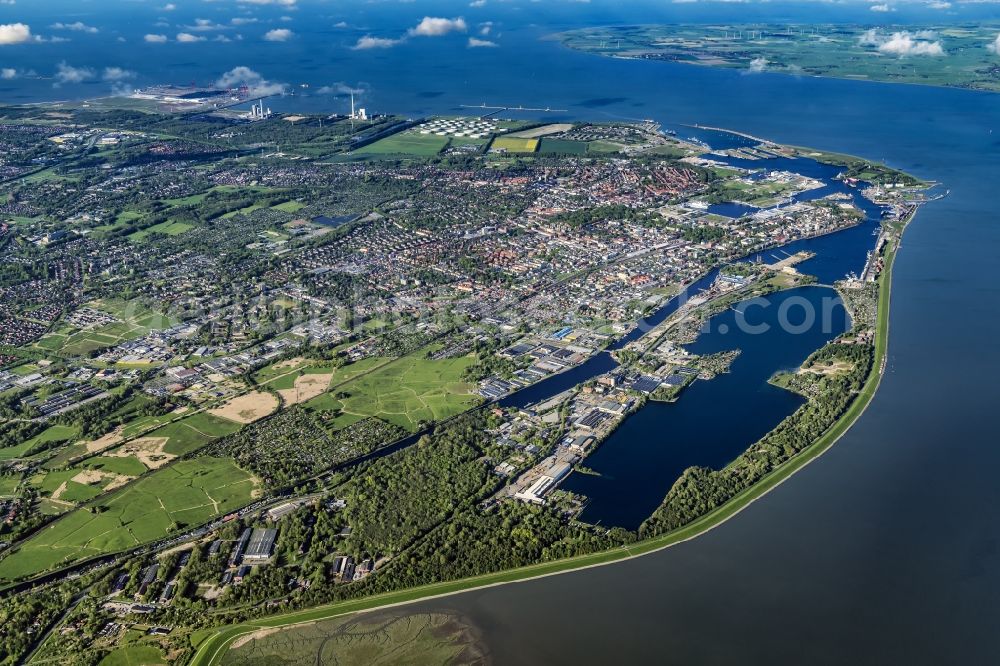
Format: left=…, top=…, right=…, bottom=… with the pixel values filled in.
left=0, top=457, right=257, bottom=582
left=127, top=220, right=193, bottom=242
left=304, top=351, right=479, bottom=432
left=34, top=298, right=176, bottom=357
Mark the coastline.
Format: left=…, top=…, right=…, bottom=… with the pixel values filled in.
left=186, top=204, right=911, bottom=666
left=555, top=33, right=1000, bottom=97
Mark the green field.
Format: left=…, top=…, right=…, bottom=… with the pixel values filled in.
left=355, top=132, right=449, bottom=156
left=116, top=210, right=144, bottom=223
left=304, top=351, right=479, bottom=432
left=271, top=200, right=305, bottom=213
left=31, top=468, right=105, bottom=503
left=140, top=411, right=243, bottom=457
left=0, top=457, right=257, bottom=582
left=587, top=140, right=622, bottom=154
left=0, top=476, right=21, bottom=496
left=538, top=138, right=588, bottom=155
left=0, top=424, right=78, bottom=460
left=162, top=192, right=209, bottom=207
left=98, top=644, right=166, bottom=666
left=221, top=203, right=267, bottom=220
left=128, top=220, right=193, bottom=242
left=118, top=411, right=180, bottom=439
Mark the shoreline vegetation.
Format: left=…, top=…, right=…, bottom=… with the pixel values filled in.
left=186, top=166, right=916, bottom=666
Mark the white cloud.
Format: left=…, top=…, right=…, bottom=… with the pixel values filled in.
left=176, top=32, right=205, bottom=43
left=747, top=57, right=767, bottom=73
left=467, top=37, right=496, bottom=48
left=263, top=28, right=293, bottom=41
left=54, top=61, right=94, bottom=85
left=161, top=3, right=176, bottom=10
left=0, top=0, right=15, bottom=5
left=188, top=19, right=227, bottom=32
left=0, top=23, right=32, bottom=45
left=51, top=22, right=99, bottom=33
left=859, top=28, right=944, bottom=57
left=479, top=21, right=493, bottom=35
left=334, top=21, right=349, bottom=28
left=102, top=66, right=135, bottom=81
left=215, top=65, right=287, bottom=96
left=927, top=1, right=951, bottom=8
left=316, top=81, right=368, bottom=95
left=470, top=0, right=486, bottom=6
left=408, top=17, right=467, bottom=37
left=352, top=35, right=400, bottom=49
left=988, top=33, right=1000, bottom=54
left=1, top=67, right=17, bottom=79
left=858, top=28, right=881, bottom=46
left=144, top=33, right=168, bottom=43
left=869, top=3, right=893, bottom=12
left=239, top=0, right=297, bottom=5
left=231, top=17, right=258, bottom=25
left=879, top=31, right=944, bottom=56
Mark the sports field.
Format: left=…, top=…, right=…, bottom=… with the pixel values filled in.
left=0, top=457, right=257, bottom=582
left=355, top=133, right=449, bottom=156
left=490, top=136, right=539, bottom=153
left=304, top=351, right=479, bottom=432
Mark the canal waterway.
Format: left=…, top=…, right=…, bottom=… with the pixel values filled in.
left=563, top=285, right=849, bottom=530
